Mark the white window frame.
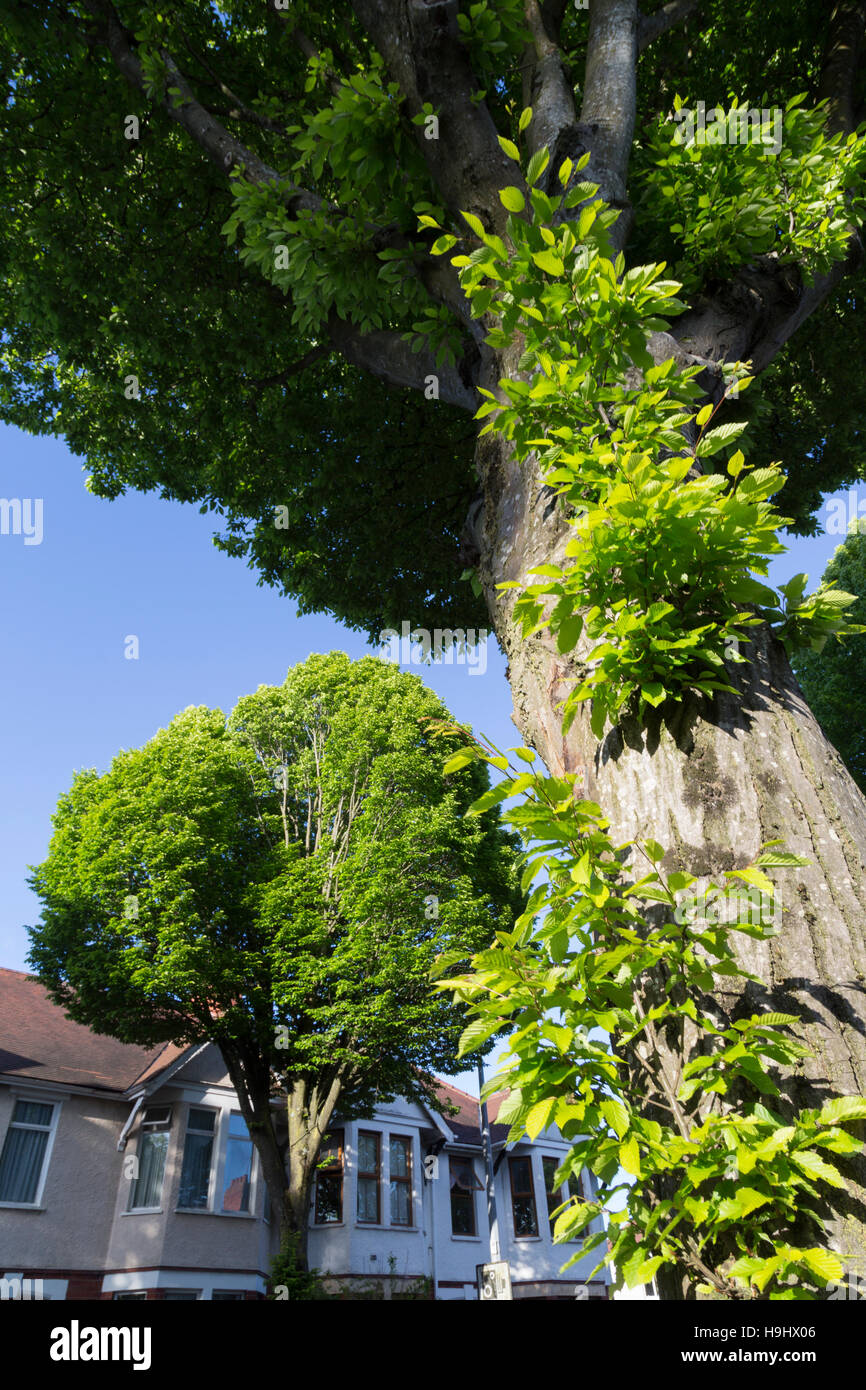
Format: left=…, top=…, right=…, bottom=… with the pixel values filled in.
left=176, top=1105, right=218, bottom=1212
left=0, top=1094, right=62, bottom=1209
left=172, top=1103, right=261, bottom=1218
left=127, top=1105, right=172, bottom=1213
left=217, top=1109, right=257, bottom=1216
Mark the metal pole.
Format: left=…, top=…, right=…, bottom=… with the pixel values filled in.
left=477, top=1056, right=500, bottom=1263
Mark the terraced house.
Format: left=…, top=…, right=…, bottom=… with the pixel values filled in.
left=0, top=968, right=610, bottom=1300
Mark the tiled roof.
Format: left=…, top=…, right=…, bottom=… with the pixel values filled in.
left=433, top=1078, right=511, bottom=1147
left=0, top=968, right=187, bottom=1094
left=0, top=968, right=514, bottom=1141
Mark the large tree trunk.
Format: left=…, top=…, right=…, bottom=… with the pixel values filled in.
left=472, top=369, right=866, bottom=1292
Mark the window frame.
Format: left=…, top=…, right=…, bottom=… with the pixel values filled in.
left=356, top=1130, right=381, bottom=1225
left=177, top=1105, right=217, bottom=1212
left=508, top=1154, right=539, bottom=1239
left=542, top=1155, right=568, bottom=1238
left=220, top=1110, right=254, bottom=1214
left=0, top=1096, right=61, bottom=1208
left=314, top=1128, right=344, bottom=1225
left=449, top=1156, right=482, bottom=1238
left=127, top=1105, right=172, bottom=1213
left=388, top=1134, right=413, bottom=1227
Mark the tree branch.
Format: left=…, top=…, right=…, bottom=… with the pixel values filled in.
left=85, top=0, right=322, bottom=212
left=84, top=1, right=478, bottom=405
left=672, top=1, right=866, bottom=379
left=350, top=0, right=520, bottom=237
left=326, top=313, right=480, bottom=411
left=819, top=0, right=866, bottom=135
left=266, top=0, right=345, bottom=97
left=571, top=0, right=639, bottom=249
left=637, top=0, right=702, bottom=53
left=522, top=0, right=576, bottom=158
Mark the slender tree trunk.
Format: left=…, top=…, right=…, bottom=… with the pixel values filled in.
left=472, top=366, right=866, bottom=1292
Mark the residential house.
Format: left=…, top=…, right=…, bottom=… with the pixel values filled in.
left=0, top=968, right=610, bottom=1300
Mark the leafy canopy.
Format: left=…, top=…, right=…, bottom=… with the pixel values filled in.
left=2, top=0, right=866, bottom=636
left=27, top=652, right=523, bottom=1109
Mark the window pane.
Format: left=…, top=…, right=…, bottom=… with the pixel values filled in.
left=179, top=1131, right=213, bottom=1208
left=13, top=1100, right=53, bottom=1127
left=163, top=1290, right=198, bottom=1300
left=315, top=1172, right=342, bottom=1223
left=450, top=1191, right=475, bottom=1236
left=513, top=1196, right=538, bottom=1238
left=0, top=1125, right=49, bottom=1202
left=390, top=1137, right=409, bottom=1179
left=390, top=1180, right=411, bottom=1226
left=511, top=1157, right=532, bottom=1190
left=358, top=1176, right=378, bottom=1223
left=188, top=1108, right=215, bottom=1133
left=130, top=1131, right=168, bottom=1210
left=358, top=1133, right=378, bottom=1171
left=510, top=1156, right=538, bottom=1238
left=142, top=1106, right=170, bottom=1128
left=212, top=1291, right=245, bottom=1300
left=222, top=1135, right=252, bottom=1212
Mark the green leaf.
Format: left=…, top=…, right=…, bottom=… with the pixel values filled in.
left=461, top=210, right=487, bottom=238
left=518, top=107, right=533, bottom=133
left=801, top=1248, right=844, bottom=1282
left=818, top=1096, right=866, bottom=1126
left=792, top=1150, right=846, bottom=1187
left=619, top=1134, right=641, bottom=1177
left=498, top=137, right=521, bottom=163
left=467, top=782, right=512, bottom=816
left=600, top=1099, right=629, bottom=1138
left=457, top=1016, right=502, bottom=1058
left=526, top=147, right=550, bottom=187
left=532, top=249, right=564, bottom=277
left=443, top=749, right=475, bottom=774
left=526, top=1096, right=557, bottom=1139
left=500, top=186, right=526, bottom=212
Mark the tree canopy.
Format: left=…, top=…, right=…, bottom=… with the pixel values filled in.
left=27, top=651, right=523, bottom=1255
left=2, top=1, right=865, bottom=638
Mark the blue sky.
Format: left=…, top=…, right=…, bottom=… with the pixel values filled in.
left=0, top=421, right=854, bottom=1092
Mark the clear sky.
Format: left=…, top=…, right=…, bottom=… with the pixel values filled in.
left=0, top=420, right=854, bottom=1092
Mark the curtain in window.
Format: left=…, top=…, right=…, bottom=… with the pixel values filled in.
left=0, top=1125, right=48, bottom=1203
left=179, top=1132, right=213, bottom=1208
left=129, top=1132, right=169, bottom=1210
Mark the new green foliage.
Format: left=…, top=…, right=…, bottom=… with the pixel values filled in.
left=435, top=736, right=866, bottom=1299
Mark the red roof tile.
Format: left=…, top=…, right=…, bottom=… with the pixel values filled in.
left=0, top=968, right=187, bottom=1093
